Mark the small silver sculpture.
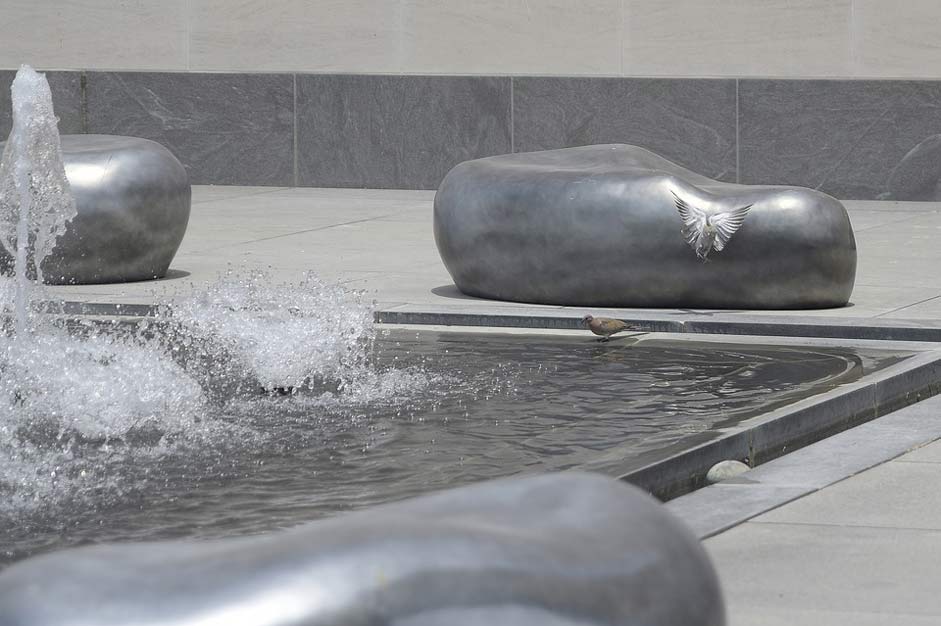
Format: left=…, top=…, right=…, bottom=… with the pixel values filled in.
left=673, top=191, right=751, bottom=262
left=0, top=134, right=191, bottom=284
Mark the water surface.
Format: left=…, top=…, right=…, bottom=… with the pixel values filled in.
left=0, top=330, right=907, bottom=566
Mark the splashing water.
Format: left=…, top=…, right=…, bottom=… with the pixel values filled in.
left=0, top=65, right=77, bottom=334
left=0, top=268, right=445, bottom=521
left=0, top=67, right=440, bottom=524
left=166, top=270, right=376, bottom=393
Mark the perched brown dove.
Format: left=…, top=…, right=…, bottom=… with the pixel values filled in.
left=581, top=315, right=635, bottom=341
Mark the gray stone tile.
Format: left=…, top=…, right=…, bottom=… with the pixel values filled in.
left=191, top=185, right=290, bottom=204
left=740, top=79, right=941, bottom=200
left=845, top=199, right=940, bottom=212
left=666, top=483, right=812, bottom=539
left=296, top=74, right=511, bottom=189
left=732, top=421, right=941, bottom=491
left=848, top=209, right=930, bottom=232
left=263, top=187, right=436, bottom=203
left=754, top=461, right=941, bottom=529
left=706, top=523, right=941, bottom=615
left=85, top=72, right=294, bottom=186
left=855, top=255, right=941, bottom=290
left=512, top=77, right=737, bottom=181
left=727, top=606, right=941, bottom=626
left=880, top=297, right=941, bottom=323
left=46, top=71, right=84, bottom=135
left=898, top=438, right=941, bottom=463
left=1, top=69, right=83, bottom=138
left=1, top=69, right=14, bottom=138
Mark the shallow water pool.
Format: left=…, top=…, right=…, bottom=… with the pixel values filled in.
left=0, top=329, right=908, bottom=566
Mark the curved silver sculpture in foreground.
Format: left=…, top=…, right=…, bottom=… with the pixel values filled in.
left=0, top=473, right=724, bottom=626
left=0, top=134, right=190, bottom=284
left=435, top=144, right=857, bottom=309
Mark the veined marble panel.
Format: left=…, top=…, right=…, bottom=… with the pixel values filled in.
left=0, top=0, right=187, bottom=71
left=740, top=80, right=941, bottom=200
left=513, top=77, right=736, bottom=182
left=85, top=72, right=294, bottom=186
left=622, top=0, right=852, bottom=78
left=401, top=0, right=620, bottom=75
left=189, top=0, right=401, bottom=73
left=296, top=74, right=511, bottom=189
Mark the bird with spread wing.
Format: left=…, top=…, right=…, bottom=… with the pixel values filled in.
left=672, top=191, right=752, bottom=262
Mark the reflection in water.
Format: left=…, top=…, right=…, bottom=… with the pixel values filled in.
left=0, top=331, right=906, bottom=566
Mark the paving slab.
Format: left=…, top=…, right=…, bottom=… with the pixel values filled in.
left=725, top=606, right=941, bottom=626
left=675, top=393, right=941, bottom=626
left=706, top=523, right=941, bottom=618
left=896, top=438, right=941, bottom=463
left=24, top=187, right=938, bottom=337
left=754, top=461, right=941, bottom=529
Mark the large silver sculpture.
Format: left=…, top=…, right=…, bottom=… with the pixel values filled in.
left=434, top=144, right=857, bottom=309
left=0, top=473, right=724, bottom=626
left=0, top=134, right=190, bottom=284
left=673, top=191, right=751, bottom=262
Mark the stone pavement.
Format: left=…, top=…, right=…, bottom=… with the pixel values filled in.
left=42, top=186, right=941, bottom=335
left=668, top=394, right=941, bottom=625
left=707, top=432, right=941, bottom=626
left=43, top=185, right=941, bottom=623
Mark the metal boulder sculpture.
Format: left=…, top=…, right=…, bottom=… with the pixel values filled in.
left=434, top=144, right=857, bottom=309
left=0, top=134, right=190, bottom=284
left=0, top=473, right=724, bottom=626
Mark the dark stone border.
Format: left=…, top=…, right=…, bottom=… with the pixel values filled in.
left=375, top=309, right=941, bottom=343
left=617, top=351, right=941, bottom=500
left=4, top=70, right=941, bottom=198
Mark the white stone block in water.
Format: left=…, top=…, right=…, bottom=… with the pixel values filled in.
left=706, top=459, right=750, bottom=483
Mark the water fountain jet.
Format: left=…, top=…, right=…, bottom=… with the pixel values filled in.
left=0, top=65, right=77, bottom=335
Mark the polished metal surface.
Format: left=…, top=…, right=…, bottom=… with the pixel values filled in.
left=434, top=144, right=857, bottom=309
left=0, top=472, right=724, bottom=626
left=0, top=134, right=190, bottom=284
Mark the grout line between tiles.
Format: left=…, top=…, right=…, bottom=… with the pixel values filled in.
left=875, top=294, right=941, bottom=319
left=746, top=519, right=941, bottom=533
left=735, top=78, right=740, bottom=184
left=80, top=71, right=88, bottom=133
left=293, top=73, right=298, bottom=186
left=510, top=77, right=515, bottom=153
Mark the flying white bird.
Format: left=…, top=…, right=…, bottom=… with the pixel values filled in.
left=672, top=192, right=752, bottom=262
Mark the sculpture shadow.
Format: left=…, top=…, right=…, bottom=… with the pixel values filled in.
left=159, top=269, right=191, bottom=281
left=431, top=284, right=484, bottom=301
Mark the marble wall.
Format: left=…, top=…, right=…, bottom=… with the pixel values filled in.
left=1, top=1, right=941, bottom=78
left=2, top=2, right=941, bottom=195
left=4, top=70, right=941, bottom=199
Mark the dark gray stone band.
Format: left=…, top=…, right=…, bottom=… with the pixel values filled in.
left=7, top=71, right=941, bottom=197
